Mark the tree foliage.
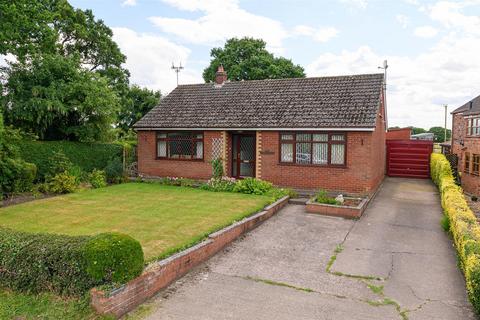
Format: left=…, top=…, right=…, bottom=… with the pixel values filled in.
left=117, top=85, right=161, bottom=137
left=428, top=126, right=451, bottom=143
left=0, top=0, right=157, bottom=141
left=203, top=38, right=305, bottom=82
left=411, top=127, right=427, bottom=135
left=4, top=54, right=119, bottom=142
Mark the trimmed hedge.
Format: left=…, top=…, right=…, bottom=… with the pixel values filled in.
left=17, top=141, right=125, bottom=181
left=431, top=153, right=480, bottom=313
left=0, top=228, right=144, bottom=296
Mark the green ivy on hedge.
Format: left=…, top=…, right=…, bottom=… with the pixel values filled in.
left=17, top=141, right=126, bottom=181
left=0, top=227, right=144, bottom=296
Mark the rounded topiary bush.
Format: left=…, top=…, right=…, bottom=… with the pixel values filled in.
left=84, top=233, right=144, bottom=283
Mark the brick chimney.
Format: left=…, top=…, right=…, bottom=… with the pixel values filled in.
left=215, top=65, right=227, bottom=85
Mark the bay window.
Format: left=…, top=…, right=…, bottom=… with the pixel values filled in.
left=156, top=131, right=203, bottom=160
left=280, top=132, right=346, bottom=166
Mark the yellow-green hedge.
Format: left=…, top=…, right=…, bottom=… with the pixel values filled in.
left=431, top=153, right=480, bottom=312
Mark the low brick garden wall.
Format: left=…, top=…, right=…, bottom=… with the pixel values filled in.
left=305, top=197, right=368, bottom=219
left=90, top=196, right=289, bottom=318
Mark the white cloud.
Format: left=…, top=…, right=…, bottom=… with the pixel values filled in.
left=396, top=14, right=410, bottom=29
left=293, top=25, right=339, bottom=43
left=112, top=27, right=202, bottom=94
left=428, top=1, right=480, bottom=35
left=339, top=0, right=368, bottom=9
left=150, top=0, right=288, bottom=53
left=121, top=0, right=137, bottom=7
left=414, top=25, right=438, bottom=38
left=306, top=29, right=480, bottom=129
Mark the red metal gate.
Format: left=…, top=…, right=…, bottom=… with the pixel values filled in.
left=386, top=140, right=433, bottom=178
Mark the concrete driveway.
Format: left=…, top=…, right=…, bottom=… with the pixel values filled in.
left=137, top=178, right=475, bottom=320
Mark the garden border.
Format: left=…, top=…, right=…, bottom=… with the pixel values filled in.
left=305, top=197, right=368, bottom=219
left=90, top=195, right=289, bottom=318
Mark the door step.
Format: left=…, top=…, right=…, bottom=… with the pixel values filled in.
left=289, top=198, right=310, bottom=205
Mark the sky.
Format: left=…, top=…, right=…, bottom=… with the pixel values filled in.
left=67, top=0, right=480, bottom=129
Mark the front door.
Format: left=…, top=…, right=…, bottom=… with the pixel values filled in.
left=232, top=134, right=256, bottom=178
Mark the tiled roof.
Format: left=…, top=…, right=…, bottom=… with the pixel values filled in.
left=452, top=94, right=480, bottom=115
left=134, top=73, right=384, bottom=129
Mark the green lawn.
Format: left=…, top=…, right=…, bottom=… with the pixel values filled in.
left=0, top=289, right=110, bottom=320
left=0, top=182, right=271, bottom=261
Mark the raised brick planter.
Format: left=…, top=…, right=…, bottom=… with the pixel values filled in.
left=305, top=197, right=368, bottom=219
left=90, top=196, right=289, bottom=318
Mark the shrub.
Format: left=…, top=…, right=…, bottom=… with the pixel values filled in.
left=46, top=151, right=73, bottom=178
left=233, top=178, right=273, bottom=195
left=0, top=114, right=37, bottom=195
left=0, top=159, right=37, bottom=195
left=88, top=169, right=107, bottom=188
left=46, top=171, right=79, bottom=194
left=0, top=227, right=144, bottom=296
left=315, top=189, right=340, bottom=205
left=431, top=153, right=480, bottom=314
left=211, top=158, right=224, bottom=179
left=105, top=157, right=124, bottom=183
left=84, top=233, right=144, bottom=283
left=201, top=177, right=237, bottom=192
left=18, top=141, right=124, bottom=181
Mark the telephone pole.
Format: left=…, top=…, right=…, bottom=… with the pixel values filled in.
left=171, top=62, right=184, bottom=86
left=443, top=104, right=448, bottom=142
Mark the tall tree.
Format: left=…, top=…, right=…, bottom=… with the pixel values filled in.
left=203, top=38, right=305, bottom=82
left=4, top=54, right=119, bottom=142
left=0, top=0, right=131, bottom=141
left=117, top=86, right=161, bottom=137
left=428, top=126, right=451, bottom=143
left=411, top=127, right=426, bottom=135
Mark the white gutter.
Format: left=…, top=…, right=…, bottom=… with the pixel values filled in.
left=134, top=127, right=375, bottom=132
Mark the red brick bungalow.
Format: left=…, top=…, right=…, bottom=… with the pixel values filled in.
left=451, top=95, right=480, bottom=196
left=134, top=68, right=386, bottom=196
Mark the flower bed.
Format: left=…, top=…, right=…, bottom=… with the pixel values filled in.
left=430, top=153, right=480, bottom=314
left=305, top=196, right=368, bottom=219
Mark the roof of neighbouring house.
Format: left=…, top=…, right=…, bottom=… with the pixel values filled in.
left=134, top=73, right=384, bottom=130
left=452, top=94, right=480, bottom=115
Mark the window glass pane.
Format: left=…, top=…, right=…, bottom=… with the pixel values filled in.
left=331, top=144, right=345, bottom=165
left=157, top=132, right=167, bottom=139
left=296, top=143, right=311, bottom=164
left=312, top=143, right=328, bottom=164
left=281, top=143, right=293, bottom=162
left=313, top=134, right=328, bottom=142
left=281, top=134, right=293, bottom=140
left=168, top=140, right=193, bottom=159
left=296, top=133, right=311, bottom=142
left=196, top=133, right=203, bottom=139
left=331, top=134, right=345, bottom=141
left=195, top=141, right=203, bottom=159
left=157, top=141, right=166, bottom=157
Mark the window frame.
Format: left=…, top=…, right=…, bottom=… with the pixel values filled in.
left=278, top=132, right=347, bottom=167
left=155, top=131, right=204, bottom=161
left=473, top=154, right=480, bottom=176
left=467, top=117, right=480, bottom=137
left=465, top=152, right=471, bottom=174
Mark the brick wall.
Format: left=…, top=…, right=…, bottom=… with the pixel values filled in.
left=137, top=119, right=386, bottom=196
left=137, top=131, right=222, bottom=179
left=259, top=131, right=381, bottom=195
left=452, top=113, right=480, bottom=196
left=386, top=127, right=411, bottom=140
